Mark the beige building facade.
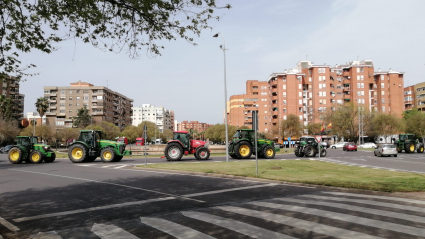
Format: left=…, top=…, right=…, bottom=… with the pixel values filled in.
left=43, top=81, right=133, bottom=129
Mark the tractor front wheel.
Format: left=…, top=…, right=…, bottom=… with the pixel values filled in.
left=262, top=145, right=276, bottom=159
left=320, top=149, right=327, bottom=157
left=29, top=150, right=44, bottom=164
left=234, top=141, right=252, bottom=159
left=405, top=142, right=416, bottom=153
left=304, top=145, right=316, bottom=157
left=68, top=144, right=87, bottom=163
left=101, top=148, right=115, bottom=163
left=417, top=144, right=424, bottom=153
left=44, top=152, right=56, bottom=163
left=195, top=147, right=210, bottom=160
left=165, top=143, right=183, bottom=161
left=8, top=147, right=23, bottom=164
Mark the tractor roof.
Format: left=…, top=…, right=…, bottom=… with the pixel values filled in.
left=400, top=133, right=414, bottom=135
left=238, top=129, right=254, bottom=131
left=79, top=130, right=102, bottom=133
left=16, top=136, right=32, bottom=138
left=174, top=131, right=189, bottom=134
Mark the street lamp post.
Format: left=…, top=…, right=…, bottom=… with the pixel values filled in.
left=213, top=32, right=229, bottom=162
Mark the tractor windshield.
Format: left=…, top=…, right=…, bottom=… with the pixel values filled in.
left=399, top=135, right=406, bottom=141
left=17, top=137, right=31, bottom=146
left=233, top=131, right=241, bottom=139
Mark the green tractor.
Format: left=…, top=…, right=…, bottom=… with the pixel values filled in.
left=294, top=136, right=327, bottom=157
left=68, top=130, right=131, bottom=163
left=228, top=129, right=279, bottom=159
left=8, top=136, right=56, bottom=164
left=394, top=134, right=424, bottom=153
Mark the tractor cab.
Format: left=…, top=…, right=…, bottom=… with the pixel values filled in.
left=76, top=130, right=102, bottom=149
left=173, top=131, right=190, bottom=149
left=233, top=129, right=254, bottom=140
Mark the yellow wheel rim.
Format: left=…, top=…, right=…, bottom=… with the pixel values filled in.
left=10, top=149, right=20, bottom=162
left=103, top=151, right=112, bottom=160
left=266, top=148, right=274, bottom=157
left=32, top=153, right=41, bottom=163
left=72, top=148, right=83, bottom=160
left=421, top=148, right=424, bottom=153
left=239, top=145, right=250, bottom=157
left=410, top=145, right=414, bottom=151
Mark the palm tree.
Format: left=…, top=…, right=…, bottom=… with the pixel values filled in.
left=35, top=97, right=49, bottom=126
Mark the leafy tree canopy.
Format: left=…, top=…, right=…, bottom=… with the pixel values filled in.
left=73, top=106, right=91, bottom=128
left=280, top=114, right=302, bottom=140
left=1, top=0, right=231, bottom=78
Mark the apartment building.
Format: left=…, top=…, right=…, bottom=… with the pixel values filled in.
left=403, top=82, right=425, bottom=111
left=404, top=85, right=415, bottom=111
left=132, top=104, right=173, bottom=132
left=177, top=121, right=212, bottom=132
left=43, top=81, right=133, bottom=129
left=0, top=76, right=25, bottom=121
left=228, top=60, right=405, bottom=135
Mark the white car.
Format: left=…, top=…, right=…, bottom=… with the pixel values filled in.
left=330, top=142, right=347, bottom=149
left=358, top=142, right=377, bottom=148
left=374, top=144, right=397, bottom=157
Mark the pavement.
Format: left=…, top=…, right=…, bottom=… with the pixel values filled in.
left=0, top=149, right=425, bottom=238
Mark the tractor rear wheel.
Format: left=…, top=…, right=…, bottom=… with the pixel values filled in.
left=304, top=145, right=316, bottom=157
left=68, top=144, right=87, bottom=163
left=234, top=141, right=252, bottom=159
left=44, top=152, right=56, bottom=163
left=165, top=143, right=183, bottom=161
left=195, top=147, right=210, bottom=160
left=29, top=150, right=44, bottom=164
left=417, top=144, right=424, bottom=153
left=262, top=145, right=276, bottom=159
left=8, top=147, right=23, bottom=164
left=405, top=142, right=416, bottom=153
left=100, top=148, right=115, bottom=162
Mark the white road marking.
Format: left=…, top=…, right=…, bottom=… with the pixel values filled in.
left=115, top=165, right=127, bottom=168
left=218, top=206, right=382, bottom=239
left=0, top=217, right=19, bottom=232
left=140, top=217, right=214, bottom=239
left=91, top=223, right=138, bottom=239
left=183, top=183, right=277, bottom=197
left=250, top=201, right=425, bottom=237
left=279, top=197, right=425, bottom=223
left=30, top=231, right=63, bottom=239
left=9, top=169, right=204, bottom=203
left=324, top=192, right=425, bottom=205
left=182, top=211, right=295, bottom=239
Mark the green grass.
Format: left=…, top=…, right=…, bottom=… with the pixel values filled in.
left=136, top=160, right=425, bottom=192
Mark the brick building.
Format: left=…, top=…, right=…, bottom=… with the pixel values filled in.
left=177, top=121, right=212, bottom=132
left=0, top=76, right=25, bottom=121
left=404, top=82, right=425, bottom=112
left=228, top=60, right=405, bottom=136
left=43, top=81, right=133, bottom=129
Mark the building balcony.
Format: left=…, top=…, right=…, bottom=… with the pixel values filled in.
left=343, top=79, right=350, bottom=84
left=344, top=94, right=351, bottom=100
left=272, top=111, right=279, bottom=116
left=343, top=87, right=350, bottom=92
left=46, top=112, right=56, bottom=116
left=272, top=118, right=278, bottom=124
left=272, top=95, right=278, bottom=101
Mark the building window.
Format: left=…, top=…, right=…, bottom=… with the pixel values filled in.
left=44, top=90, right=49, bottom=94
left=60, top=97, right=65, bottom=100
left=299, top=84, right=302, bottom=89
left=283, top=108, right=287, bottom=113
left=381, top=91, right=385, bottom=96
left=261, top=92, right=267, bottom=95
left=299, top=99, right=302, bottom=105
left=76, top=96, right=80, bottom=100
left=55, top=121, right=64, bottom=126
left=283, top=85, right=286, bottom=90
left=61, top=90, right=65, bottom=94
left=60, top=110, right=65, bottom=113
left=299, top=92, right=302, bottom=97
left=60, top=103, right=65, bottom=106
left=309, top=77, right=312, bottom=82
left=283, top=100, right=286, bottom=105
left=283, top=92, right=286, bottom=97
left=357, top=75, right=364, bottom=81
left=76, top=103, right=80, bottom=106
left=382, top=99, right=385, bottom=104
left=381, top=75, right=385, bottom=80
left=76, top=90, right=80, bottom=93
left=283, top=115, right=287, bottom=120
left=381, top=83, right=385, bottom=88
left=382, top=106, right=385, bottom=112
left=83, top=96, right=89, bottom=100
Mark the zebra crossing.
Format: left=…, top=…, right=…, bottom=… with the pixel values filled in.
left=17, top=191, right=425, bottom=239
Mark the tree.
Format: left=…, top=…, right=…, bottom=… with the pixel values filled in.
left=402, top=108, right=421, bottom=121
left=35, top=97, right=49, bottom=126
left=204, top=124, right=237, bottom=143
left=405, top=111, right=425, bottom=141
left=0, top=95, right=14, bottom=120
left=368, top=113, right=403, bottom=143
left=137, top=121, right=158, bottom=143
left=0, top=118, right=20, bottom=144
left=73, top=106, right=91, bottom=128
left=121, top=125, right=140, bottom=143
left=161, top=129, right=173, bottom=143
left=280, top=114, right=302, bottom=140
left=1, top=0, right=231, bottom=78
left=306, top=123, right=322, bottom=135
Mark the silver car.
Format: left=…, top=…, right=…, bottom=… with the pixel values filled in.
left=374, top=144, right=397, bottom=157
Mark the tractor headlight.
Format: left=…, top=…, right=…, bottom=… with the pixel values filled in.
left=43, top=146, right=50, bottom=151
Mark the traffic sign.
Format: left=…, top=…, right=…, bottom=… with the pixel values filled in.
left=288, top=137, right=291, bottom=141
left=314, top=135, right=322, bottom=143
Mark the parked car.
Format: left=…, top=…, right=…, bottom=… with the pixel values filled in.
left=343, top=142, right=357, bottom=151
left=320, top=141, right=330, bottom=148
left=330, top=142, right=347, bottom=149
left=374, top=144, right=397, bottom=157
left=274, top=143, right=283, bottom=148
left=358, top=142, right=377, bottom=148
left=0, top=145, right=14, bottom=154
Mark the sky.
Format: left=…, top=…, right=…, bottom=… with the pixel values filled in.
left=19, top=0, right=425, bottom=125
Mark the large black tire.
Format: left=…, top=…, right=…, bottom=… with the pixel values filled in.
left=304, top=145, right=316, bottom=157
left=262, top=145, right=276, bottom=159
left=113, top=155, right=123, bottom=162
left=68, top=144, right=87, bottom=163
left=229, top=154, right=239, bottom=159
left=320, top=149, right=327, bottom=157
left=195, top=147, right=210, bottom=160
left=29, top=150, right=44, bottom=164
left=417, top=144, right=424, bottom=153
left=85, top=156, right=97, bottom=162
left=165, top=143, right=183, bottom=161
left=100, top=147, right=115, bottom=162
left=234, top=141, right=252, bottom=159
left=294, top=146, right=304, bottom=157
left=44, top=152, right=56, bottom=163
left=405, top=142, right=416, bottom=153
left=8, top=147, right=23, bottom=164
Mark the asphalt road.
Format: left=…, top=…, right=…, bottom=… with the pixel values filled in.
left=0, top=149, right=425, bottom=239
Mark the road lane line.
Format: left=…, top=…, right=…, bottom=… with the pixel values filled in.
left=140, top=217, right=214, bottom=239
left=91, top=223, right=138, bottom=239
left=218, top=206, right=382, bottom=239
left=323, top=192, right=425, bottom=205
left=31, top=231, right=63, bottom=239
left=278, top=197, right=425, bottom=223
left=8, top=169, right=204, bottom=203
left=0, top=217, right=19, bottom=232
left=13, top=197, right=175, bottom=222
left=249, top=201, right=425, bottom=237
left=182, top=183, right=277, bottom=197
left=181, top=211, right=295, bottom=239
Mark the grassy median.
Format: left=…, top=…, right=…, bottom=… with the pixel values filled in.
left=136, top=160, right=425, bottom=192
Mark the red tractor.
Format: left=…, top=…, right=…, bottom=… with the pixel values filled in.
left=164, top=131, right=210, bottom=161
